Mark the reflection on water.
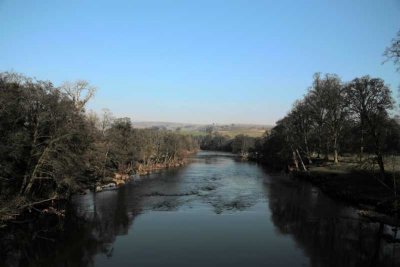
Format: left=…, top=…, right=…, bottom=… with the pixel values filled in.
left=266, top=174, right=400, bottom=267
left=1, top=151, right=399, bottom=266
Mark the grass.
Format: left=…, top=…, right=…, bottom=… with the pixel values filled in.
left=179, top=129, right=207, bottom=136
left=217, top=128, right=267, bottom=138
left=308, top=154, right=400, bottom=173
left=179, top=127, right=268, bottom=138
left=296, top=154, right=400, bottom=216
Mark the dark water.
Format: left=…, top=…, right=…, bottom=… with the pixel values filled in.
left=2, top=151, right=400, bottom=266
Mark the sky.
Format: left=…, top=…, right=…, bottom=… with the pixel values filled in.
left=0, top=0, right=399, bottom=125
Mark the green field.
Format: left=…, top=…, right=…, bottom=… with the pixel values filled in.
left=180, top=127, right=269, bottom=138
left=308, top=154, right=400, bottom=174
left=217, top=128, right=268, bottom=138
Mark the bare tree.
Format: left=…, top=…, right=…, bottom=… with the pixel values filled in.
left=290, top=100, right=313, bottom=164
left=344, top=76, right=394, bottom=177
left=324, top=74, right=347, bottom=164
left=384, top=30, right=400, bottom=71
left=100, top=108, right=114, bottom=137
left=306, top=73, right=330, bottom=159
left=384, top=29, right=400, bottom=112
left=60, top=80, right=96, bottom=111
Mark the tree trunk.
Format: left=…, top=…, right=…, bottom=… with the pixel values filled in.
left=333, top=149, right=338, bottom=164
left=324, top=140, right=329, bottom=161
left=20, top=175, right=30, bottom=195
left=373, top=130, right=387, bottom=183
left=292, top=151, right=299, bottom=171
left=304, top=134, right=312, bottom=164
left=375, top=150, right=388, bottom=184
left=317, top=133, right=322, bottom=158
left=377, top=154, right=385, bottom=175
left=20, top=115, right=39, bottom=195
left=23, top=145, right=51, bottom=196
left=359, top=126, right=364, bottom=162
left=333, top=133, right=339, bottom=164
left=24, top=179, right=35, bottom=196
left=102, top=147, right=109, bottom=179
left=296, top=149, right=307, bottom=171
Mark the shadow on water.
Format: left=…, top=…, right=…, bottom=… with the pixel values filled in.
left=1, top=151, right=399, bottom=266
left=262, top=170, right=400, bottom=267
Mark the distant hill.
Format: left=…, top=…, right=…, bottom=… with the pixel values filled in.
left=132, top=121, right=273, bottom=138
left=132, top=121, right=200, bottom=130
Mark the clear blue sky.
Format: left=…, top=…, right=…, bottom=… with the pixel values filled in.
left=1, top=0, right=399, bottom=124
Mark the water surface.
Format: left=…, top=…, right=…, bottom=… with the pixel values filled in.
left=3, top=151, right=399, bottom=266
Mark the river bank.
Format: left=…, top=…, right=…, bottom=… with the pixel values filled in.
left=195, top=150, right=400, bottom=221
left=2, top=151, right=399, bottom=267
left=94, top=158, right=190, bottom=192
left=0, top=152, right=196, bottom=228
left=244, top=152, right=400, bottom=224
left=292, top=165, right=400, bottom=224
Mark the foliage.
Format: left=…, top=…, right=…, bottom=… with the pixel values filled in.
left=251, top=73, right=399, bottom=179
left=0, top=72, right=198, bottom=202
left=199, top=133, right=232, bottom=151
left=0, top=72, right=91, bottom=198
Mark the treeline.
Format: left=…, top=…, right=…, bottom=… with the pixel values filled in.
left=199, top=131, right=258, bottom=157
left=0, top=72, right=198, bottom=204
left=253, top=74, right=400, bottom=178
left=202, top=31, right=400, bottom=175
left=200, top=73, right=400, bottom=184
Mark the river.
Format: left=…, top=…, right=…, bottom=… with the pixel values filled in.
left=2, top=151, right=399, bottom=266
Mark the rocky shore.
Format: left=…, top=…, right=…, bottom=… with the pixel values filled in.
left=95, top=159, right=188, bottom=192
left=1, top=157, right=193, bottom=227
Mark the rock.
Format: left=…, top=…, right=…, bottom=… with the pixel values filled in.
left=113, top=173, right=130, bottom=182
left=102, top=177, right=114, bottom=183
left=113, top=179, right=125, bottom=186
left=95, top=186, right=103, bottom=192
left=201, top=185, right=216, bottom=191
left=102, top=183, right=117, bottom=190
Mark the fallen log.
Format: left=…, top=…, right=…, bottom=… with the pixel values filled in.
left=18, top=197, right=58, bottom=211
